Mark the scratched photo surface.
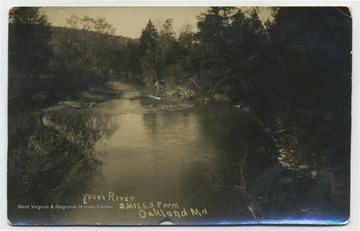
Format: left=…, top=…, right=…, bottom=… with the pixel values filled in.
left=7, top=7, right=351, bottom=225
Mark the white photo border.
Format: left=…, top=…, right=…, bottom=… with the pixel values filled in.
left=1, top=1, right=359, bottom=230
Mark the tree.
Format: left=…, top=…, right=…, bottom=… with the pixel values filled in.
left=197, top=7, right=234, bottom=44
left=158, top=19, right=180, bottom=65
left=177, top=23, right=197, bottom=70
left=139, top=20, right=160, bottom=85
left=9, top=7, right=52, bottom=74
left=8, top=7, right=54, bottom=100
left=124, top=41, right=142, bottom=79
left=262, top=7, right=352, bottom=191
left=228, top=9, right=269, bottom=99
left=266, top=7, right=352, bottom=108
left=193, top=7, right=236, bottom=94
left=140, top=20, right=158, bottom=56
left=193, top=7, right=270, bottom=100
left=64, top=15, right=116, bottom=71
left=107, top=40, right=142, bottom=80
left=178, top=23, right=195, bottom=51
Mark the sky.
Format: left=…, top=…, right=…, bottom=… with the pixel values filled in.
left=41, top=7, right=272, bottom=39
left=41, top=7, right=209, bottom=38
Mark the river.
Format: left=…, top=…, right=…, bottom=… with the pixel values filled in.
left=12, top=81, right=276, bottom=225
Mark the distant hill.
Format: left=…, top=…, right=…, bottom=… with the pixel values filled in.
left=49, top=26, right=138, bottom=54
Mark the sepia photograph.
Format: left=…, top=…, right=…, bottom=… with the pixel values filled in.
left=7, top=6, right=351, bottom=226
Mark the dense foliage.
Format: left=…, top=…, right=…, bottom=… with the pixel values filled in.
left=8, top=6, right=351, bottom=212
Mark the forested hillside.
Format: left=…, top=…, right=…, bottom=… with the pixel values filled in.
left=8, top=7, right=351, bottom=220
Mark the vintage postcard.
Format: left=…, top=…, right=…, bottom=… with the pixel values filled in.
left=7, top=6, right=351, bottom=225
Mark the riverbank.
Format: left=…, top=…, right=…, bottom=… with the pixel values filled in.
left=230, top=102, right=350, bottom=221
left=8, top=79, right=350, bottom=224
left=8, top=81, right=125, bottom=209
left=52, top=81, right=122, bottom=110
left=159, top=82, right=350, bottom=221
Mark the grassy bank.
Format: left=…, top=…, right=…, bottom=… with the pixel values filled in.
left=8, top=80, right=122, bottom=206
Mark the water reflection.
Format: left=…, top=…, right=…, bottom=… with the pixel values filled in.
left=46, top=95, right=275, bottom=225
left=9, top=88, right=276, bottom=225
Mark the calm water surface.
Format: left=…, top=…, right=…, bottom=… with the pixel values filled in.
left=51, top=83, right=274, bottom=225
